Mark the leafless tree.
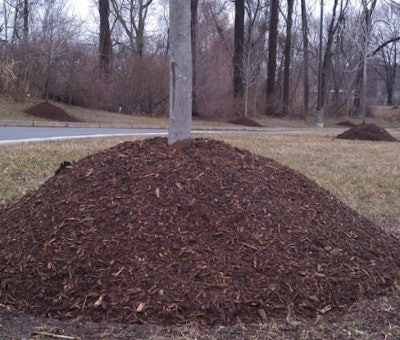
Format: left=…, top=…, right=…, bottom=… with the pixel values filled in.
left=282, top=0, right=294, bottom=115
left=233, top=0, right=244, bottom=99
left=346, top=0, right=378, bottom=117
left=372, top=3, right=400, bottom=105
left=265, top=0, right=279, bottom=115
left=168, top=0, right=192, bottom=145
left=301, top=0, right=310, bottom=115
left=99, top=0, right=112, bottom=73
left=110, top=0, right=154, bottom=57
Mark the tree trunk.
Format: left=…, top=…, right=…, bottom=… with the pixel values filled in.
left=99, top=0, right=112, bottom=74
left=23, top=0, right=28, bottom=41
left=321, top=0, right=338, bottom=110
left=191, top=0, right=199, bottom=116
left=388, top=44, right=397, bottom=105
left=265, top=0, right=279, bottom=116
left=233, top=0, right=245, bottom=98
left=282, top=0, right=294, bottom=115
left=168, top=0, right=192, bottom=146
left=301, top=0, right=310, bottom=116
left=354, top=0, right=377, bottom=116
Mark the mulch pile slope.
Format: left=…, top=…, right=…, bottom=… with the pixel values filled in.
left=25, top=102, right=81, bottom=122
left=1, top=137, right=400, bottom=326
left=337, top=122, right=398, bottom=141
left=228, top=117, right=265, bottom=127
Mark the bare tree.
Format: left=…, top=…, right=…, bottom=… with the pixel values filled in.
left=110, top=0, right=154, bottom=57
left=233, top=0, right=244, bottom=99
left=265, top=0, right=279, bottom=115
left=358, top=0, right=378, bottom=118
left=168, top=0, right=192, bottom=146
left=372, top=3, right=400, bottom=106
left=32, top=0, right=80, bottom=101
left=300, top=0, right=310, bottom=115
left=321, top=0, right=349, bottom=110
left=282, top=0, right=294, bottom=115
left=23, top=0, right=28, bottom=41
left=99, top=0, right=112, bottom=73
left=241, top=39, right=263, bottom=116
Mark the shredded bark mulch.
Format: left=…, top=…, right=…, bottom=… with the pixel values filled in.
left=1, top=137, right=400, bottom=326
left=228, top=117, right=265, bottom=127
left=25, top=102, right=81, bottom=122
left=337, top=122, right=398, bottom=142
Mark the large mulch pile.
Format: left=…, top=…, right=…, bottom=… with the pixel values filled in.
left=228, top=117, right=265, bottom=127
left=337, top=122, right=398, bottom=141
left=1, top=137, right=400, bottom=326
left=25, top=102, right=81, bottom=122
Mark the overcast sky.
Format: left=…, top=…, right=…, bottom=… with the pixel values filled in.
left=70, top=0, right=92, bottom=20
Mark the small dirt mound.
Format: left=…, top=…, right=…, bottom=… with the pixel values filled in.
left=1, top=138, right=400, bottom=326
left=228, top=117, right=264, bottom=127
left=336, top=120, right=356, bottom=127
left=25, top=102, right=81, bottom=122
left=337, top=123, right=398, bottom=142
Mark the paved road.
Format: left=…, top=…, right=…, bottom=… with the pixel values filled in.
left=0, top=125, right=362, bottom=145
left=0, top=126, right=168, bottom=144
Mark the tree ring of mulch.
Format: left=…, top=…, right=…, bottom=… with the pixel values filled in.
left=337, top=123, right=398, bottom=142
left=24, top=102, right=82, bottom=122
left=228, top=117, right=265, bottom=127
left=1, top=137, right=400, bottom=326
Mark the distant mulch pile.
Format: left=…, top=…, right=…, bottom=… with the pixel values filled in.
left=228, top=117, right=264, bottom=127
left=25, top=102, right=81, bottom=122
left=1, top=137, right=400, bottom=326
left=337, top=122, right=398, bottom=142
left=336, top=120, right=356, bottom=127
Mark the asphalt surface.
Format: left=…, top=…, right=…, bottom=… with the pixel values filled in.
left=0, top=126, right=168, bottom=144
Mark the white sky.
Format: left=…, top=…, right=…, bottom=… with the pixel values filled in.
left=69, top=0, right=92, bottom=20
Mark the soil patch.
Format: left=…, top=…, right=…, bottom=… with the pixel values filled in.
left=337, top=122, right=398, bottom=142
left=25, top=102, right=81, bottom=122
left=228, top=117, right=265, bottom=127
left=1, top=137, right=400, bottom=326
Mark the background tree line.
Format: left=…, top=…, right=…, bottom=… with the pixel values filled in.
left=0, top=0, right=399, bottom=119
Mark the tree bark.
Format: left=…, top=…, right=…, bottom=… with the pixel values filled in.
left=265, top=0, right=279, bottom=115
left=354, top=0, right=377, bottom=116
left=168, top=0, right=192, bottom=146
left=23, top=0, right=28, bottom=41
left=301, top=0, right=310, bottom=115
left=99, top=0, right=112, bottom=74
left=191, top=0, right=199, bottom=116
left=233, top=0, right=245, bottom=98
left=282, top=0, right=294, bottom=115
